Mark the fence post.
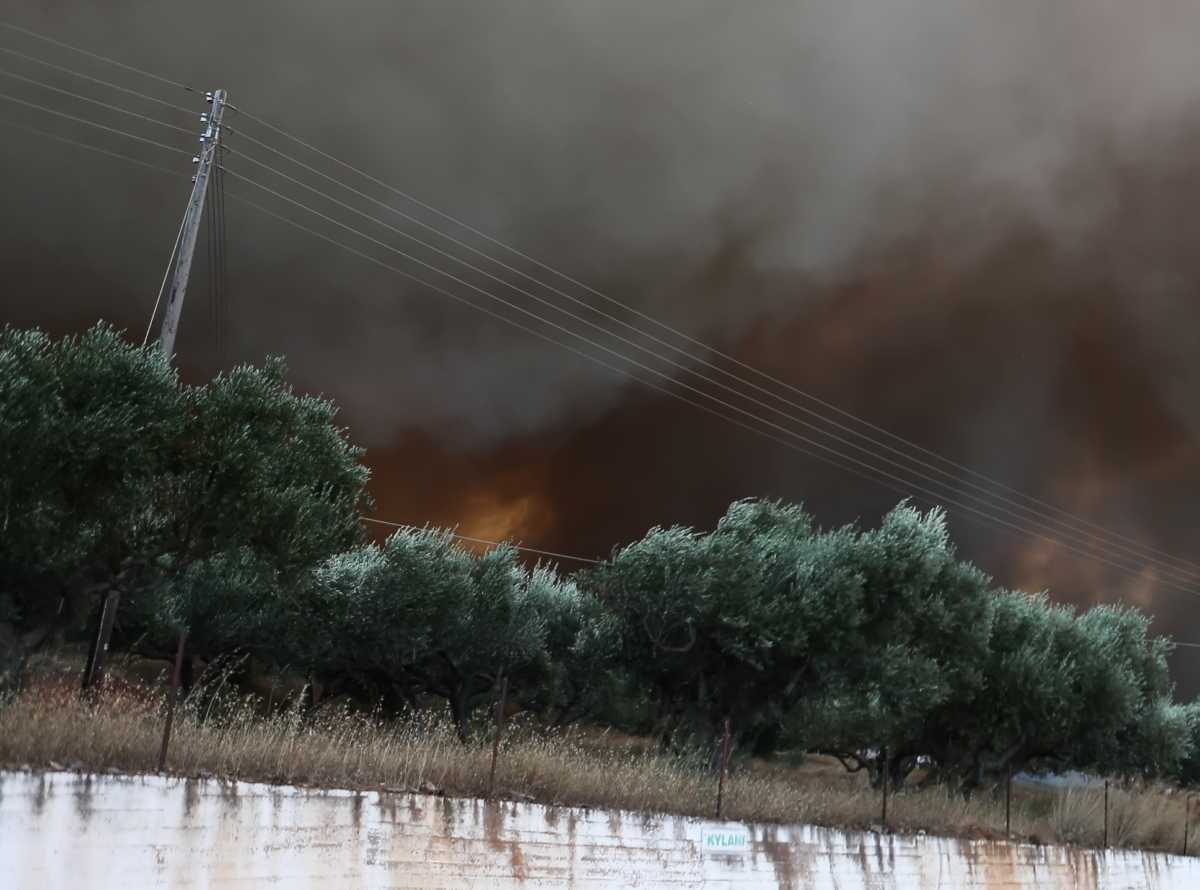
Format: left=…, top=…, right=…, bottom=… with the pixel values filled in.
left=716, top=716, right=732, bottom=819
left=1103, top=779, right=1109, bottom=848
left=881, top=747, right=889, bottom=828
left=1185, top=796, right=1190, bottom=857
left=487, top=673, right=508, bottom=799
left=157, top=629, right=188, bottom=773
left=1186, top=794, right=1195, bottom=857
left=1005, top=763, right=1012, bottom=837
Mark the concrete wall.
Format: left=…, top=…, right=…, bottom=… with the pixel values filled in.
left=2, top=770, right=1197, bottom=889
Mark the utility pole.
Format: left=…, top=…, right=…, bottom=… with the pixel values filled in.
left=81, top=89, right=227, bottom=695
left=159, top=88, right=227, bottom=360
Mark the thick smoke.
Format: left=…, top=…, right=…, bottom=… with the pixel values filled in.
left=2, top=2, right=1199, bottom=686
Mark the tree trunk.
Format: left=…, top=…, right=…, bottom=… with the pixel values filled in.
left=180, top=654, right=195, bottom=695
left=0, top=622, right=27, bottom=694
left=448, top=684, right=471, bottom=743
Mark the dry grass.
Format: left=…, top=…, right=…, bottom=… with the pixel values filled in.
left=2, top=675, right=1197, bottom=856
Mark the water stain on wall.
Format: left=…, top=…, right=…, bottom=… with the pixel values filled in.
left=2, top=770, right=1197, bottom=890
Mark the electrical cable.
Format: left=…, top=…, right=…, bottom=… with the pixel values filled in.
left=145, top=205, right=191, bottom=347
left=362, top=517, right=602, bottom=565
left=0, top=47, right=198, bottom=116
left=1, top=24, right=1191, bottom=581
left=4, top=115, right=1198, bottom=654
left=216, top=161, right=1200, bottom=592
left=4, top=57, right=1195, bottom=606
left=0, top=115, right=188, bottom=349
left=0, top=66, right=195, bottom=135
left=216, top=171, right=1200, bottom=599
left=227, top=114, right=1200, bottom=579
left=0, top=90, right=191, bottom=155
left=222, top=142, right=1200, bottom=582
left=0, top=21, right=197, bottom=92
left=0, top=115, right=186, bottom=179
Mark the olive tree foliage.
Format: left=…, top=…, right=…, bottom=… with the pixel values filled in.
left=781, top=504, right=993, bottom=784
left=593, top=498, right=1191, bottom=786
left=0, top=325, right=182, bottom=681
left=0, top=324, right=371, bottom=687
left=1172, top=701, right=1200, bottom=787
left=140, top=356, right=371, bottom=656
left=597, top=499, right=995, bottom=761
left=594, top=498, right=858, bottom=753
left=937, top=593, right=1192, bottom=784
left=279, top=529, right=615, bottom=739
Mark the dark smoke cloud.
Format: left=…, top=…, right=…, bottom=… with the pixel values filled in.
left=2, top=2, right=1199, bottom=689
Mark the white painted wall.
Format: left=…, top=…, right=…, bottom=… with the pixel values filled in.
left=2, top=770, right=1196, bottom=889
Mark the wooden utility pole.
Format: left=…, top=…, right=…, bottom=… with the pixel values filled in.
left=81, top=89, right=226, bottom=695
left=159, top=88, right=227, bottom=360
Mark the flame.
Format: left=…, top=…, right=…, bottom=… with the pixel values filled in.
left=458, top=490, right=555, bottom=545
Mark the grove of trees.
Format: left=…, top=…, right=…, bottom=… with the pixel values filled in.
left=2, top=324, right=1199, bottom=792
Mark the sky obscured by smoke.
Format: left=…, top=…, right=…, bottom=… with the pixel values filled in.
left=2, top=1, right=1199, bottom=686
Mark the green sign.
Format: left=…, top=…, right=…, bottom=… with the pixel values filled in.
left=703, top=829, right=750, bottom=853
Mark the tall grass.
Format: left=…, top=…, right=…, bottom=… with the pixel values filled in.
left=1, top=679, right=1196, bottom=855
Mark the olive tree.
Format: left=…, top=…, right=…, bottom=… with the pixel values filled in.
left=0, top=325, right=370, bottom=689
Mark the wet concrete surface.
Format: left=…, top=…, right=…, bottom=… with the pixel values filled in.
left=2, top=770, right=1197, bottom=889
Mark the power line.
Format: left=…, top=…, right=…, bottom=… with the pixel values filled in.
left=5, top=113, right=1196, bottom=655
left=226, top=114, right=1200, bottom=581
left=0, top=116, right=190, bottom=350
left=4, top=90, right=1195, bottom=600
left=217, top=186, right=923, bottom=505
left=0, top=115, right=186, bottom=180
left=220, top=136, right=1200, bottom=584
left=0, top=90, right=191, bottom=156
left=366, top=516, right=1200, bottom=643
left=2, top=41, right=1196, bottom=601
left=2, top=25, right=1193, bottom=582
left=362, top=517, right=602, bottom=565
left=215, top=169, right=1200, bottom=600
left=0, top=47, right=198, bottom=116
left=0, top=20, right=196, bottom=93
left=0, top=65, right=195, bottom=136
left=218, top=166, right=1200, bottom=594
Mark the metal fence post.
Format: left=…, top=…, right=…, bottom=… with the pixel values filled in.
left=881, top=747, right=889, bottom=828
left=1005, top=763, right=1012, bottom=837
left=157, top=630, right=188, bottom=773
left=716, top=717, right=732, bottom=819
left=1186, top=794, right=1195, bottom=857
left=487, top=673, right=508, bottom=799
left=1103, top=779, right=1109, bottom=848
